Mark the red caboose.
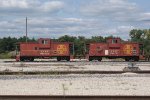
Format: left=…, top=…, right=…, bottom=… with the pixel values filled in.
left=16, top=38, right=74, bottom=61
left=86, top=38, right=143, bottom=61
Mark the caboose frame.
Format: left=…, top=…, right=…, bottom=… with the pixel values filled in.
left=16, top=38, right=74, bottom=61
left=86, top=38, right=144, bottom=61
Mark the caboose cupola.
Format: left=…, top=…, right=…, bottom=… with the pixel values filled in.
left=107, top=38, right=121, bottom=49
left=106, top=38, right=121, bottom=44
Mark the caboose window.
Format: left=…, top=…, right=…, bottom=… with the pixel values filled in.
left=35, top=47, right=38, bottom=50
left=112, top=39, right=117, bottom=43
left=42, top=40, right=48, bottom=44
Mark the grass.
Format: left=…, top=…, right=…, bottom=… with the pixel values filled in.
left=0, top=51, right=16, bottom=59
left=0, top=52, right=12, bottom=59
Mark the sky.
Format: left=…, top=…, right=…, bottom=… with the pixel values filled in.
left=0, top=0, right=150, bottom=40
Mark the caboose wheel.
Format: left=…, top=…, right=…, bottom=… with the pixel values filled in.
left=20, top=57, right=25, bottom=62
left=66, top=57, right=70, bottom=61
left=134, top=57, right=139, bottom=61
left=29, top=58, right=34, bottom=62
left=89, top=57, right=93, bottom=61
left=98, top=57, right=102, bottom=61
left=57, top=57, right=61, bottom=61
left=125, top=58, right=130, bottom=61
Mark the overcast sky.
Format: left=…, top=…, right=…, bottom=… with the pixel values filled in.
left=0, top=0, right=150, bottom=39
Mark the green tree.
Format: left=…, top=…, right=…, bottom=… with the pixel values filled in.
left=129, top=29, right=150, bottom=61
left=58, top=35, right=76, bottom=42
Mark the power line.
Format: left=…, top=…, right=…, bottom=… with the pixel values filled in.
left=26, top=17, right=28, bottom=43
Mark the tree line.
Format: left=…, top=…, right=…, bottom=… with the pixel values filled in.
left=130, top=29, right=150, bottom=60
left=0, top=29, right=150, bottom=60
left=0, top=36, right=36, bottom=53
left=0, top=35, right=109, bottom=56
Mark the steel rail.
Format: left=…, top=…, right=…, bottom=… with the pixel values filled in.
left=4, top=60, right=150, bottom=63
left=0, top=70, right=150, bottom=75
left=0, top=95, right=150, bottom=100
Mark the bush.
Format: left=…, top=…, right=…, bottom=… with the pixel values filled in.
left=0, top=52, right=13, bottom=59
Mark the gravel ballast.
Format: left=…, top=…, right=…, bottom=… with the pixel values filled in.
left=0, top=74, right=150, bottom=95
left=1, top=59, right=150, bottom=72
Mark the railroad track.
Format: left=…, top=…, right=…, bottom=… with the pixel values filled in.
left=4, top=60, right=150, bottom=63
left=0, top=95, right=150, bottom=100
left=3, top=61, right=150, bottom=66
left=1, top=70, right=150, bottom=75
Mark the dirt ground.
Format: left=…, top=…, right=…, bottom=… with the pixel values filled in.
left=0, top=74, right=150, bottom=95
left=0, top=59, right=150, bottom=72
left=0, top=59, right=150, bottom=95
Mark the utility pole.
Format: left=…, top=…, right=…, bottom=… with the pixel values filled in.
left=26, top=17, right=28, bottom=43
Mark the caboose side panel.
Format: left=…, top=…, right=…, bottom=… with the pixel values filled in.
left=87, top=38, right=140, bottom=61
left=20, top=43, right=42, bottom=57
left=121, top=43, right=140, bottom=57
left=17, top=38, right=73, bottom=61
left=108, top=40, right=121, bottom=57
left=89, top=43, right=108, bottom=56
left=51, top=43, right=70, bottom=56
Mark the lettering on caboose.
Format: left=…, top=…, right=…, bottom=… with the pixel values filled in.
left=40, top=50, right=50, bottom=55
